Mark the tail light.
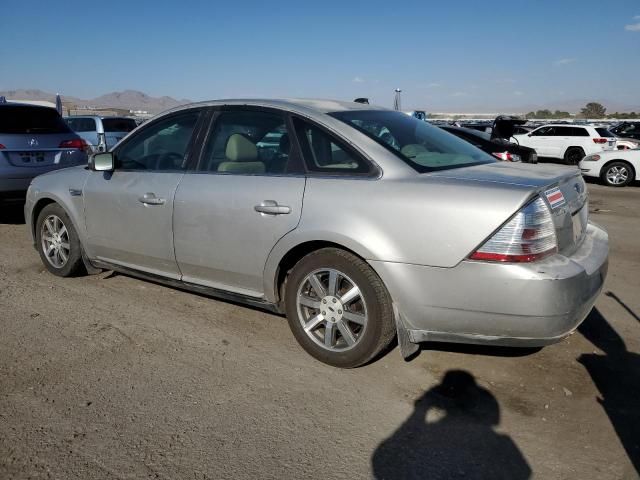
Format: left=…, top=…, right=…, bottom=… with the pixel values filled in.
left=491, top=151, right=521, bottom=162
left=469, top=197, right=557, bottom=263
left=593, top=138, right=608, bottom=144
left=59, top=138, right=88, bottom=150
left=0, top=144, right=5, bottom=149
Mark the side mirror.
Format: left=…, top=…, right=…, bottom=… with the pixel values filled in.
left=89, top=152, right=115, bottom=171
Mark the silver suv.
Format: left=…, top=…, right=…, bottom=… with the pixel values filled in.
left=1, top=103, right=88, bottom=201
left=65, top=116, right=138, bottom=153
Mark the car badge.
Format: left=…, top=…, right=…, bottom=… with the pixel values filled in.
left=544, top=187, right=566, bottom=209
left=28, top=138, right=39, bottom=147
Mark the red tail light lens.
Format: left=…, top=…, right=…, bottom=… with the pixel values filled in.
left=59, top=139, right=88, bottom=150
left=0, top=144, right=5, bottom=149
left=593, top=138, right=608, bottom=144
left=491, top=151, right=521, bottom=162
left=469, top=197, right=557, bottom=263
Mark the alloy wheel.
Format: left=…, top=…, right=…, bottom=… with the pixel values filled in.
left=41, top=214, right=71, bottom=268
left=296, top=268, right=368, bottom=352
left=606, top=166, right=629, bottom=185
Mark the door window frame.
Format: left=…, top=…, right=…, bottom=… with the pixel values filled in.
left=190, top=105, right=307, bottom=176
left=110, top=108, right=207, bottom=172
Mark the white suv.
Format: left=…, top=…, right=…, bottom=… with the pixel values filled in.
left=513, top=125, right=616, bottom=164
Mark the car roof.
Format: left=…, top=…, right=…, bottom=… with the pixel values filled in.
left=165, top=98, right=391, bottom=116
left=64, top=115, right=135, bottom=120
left=0, top=102, right=58, bottom=110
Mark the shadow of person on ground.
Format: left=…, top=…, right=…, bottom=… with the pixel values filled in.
left=0, top=201, right=26, bottom=224
left=578, top=307, right=640, bottom=477
left=371, top=370, right=531, bottom=480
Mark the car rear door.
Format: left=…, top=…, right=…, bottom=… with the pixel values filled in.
left=173, top=107, right=305, bottom=297
left=82, top=109, right=203, bottom=279
left=518, top=126, right=555, bottom=156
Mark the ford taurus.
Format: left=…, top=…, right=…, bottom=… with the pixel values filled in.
left=24, top=99, right=609, bottom=367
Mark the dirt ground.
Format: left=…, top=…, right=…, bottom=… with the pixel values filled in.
left=1, top=181, right=639, bottom=479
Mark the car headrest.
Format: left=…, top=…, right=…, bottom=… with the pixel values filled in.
left=225, top=134, right=258, bottom=162
left=279, top=133, right=291, bottom=155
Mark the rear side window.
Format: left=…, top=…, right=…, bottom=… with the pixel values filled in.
left=102, top=118, right=138, bottom=133
left=293, top=118, right=371, bottom=174
left=568, top=127, right=589, bottom=137
left=66, top=117, right=96, bottom=132
left=0, top=106, right=71, bottom=134
left=531, top=126, right=555, bottom=136
left=595, top=128, right=614, bottom=138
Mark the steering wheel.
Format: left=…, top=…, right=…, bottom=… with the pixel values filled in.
left=156, top=151, right=184, bottom=170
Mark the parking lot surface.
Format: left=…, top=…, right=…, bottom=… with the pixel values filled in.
left=1, top=182, right=639, bottom=479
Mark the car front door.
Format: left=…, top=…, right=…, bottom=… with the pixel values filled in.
left=521, top=126, right=556, bottom=157
left=83, top=109, right=203, bottom=279
left=173, top=108, right=305, bottom=297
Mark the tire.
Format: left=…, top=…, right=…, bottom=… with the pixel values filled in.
left=35, top=203, right=85, bottom=277
left=601, top=161, right=634, bottom=187
left=284, top=248, right=396, bottom=368
left=564, top=147, right=585, bottom=165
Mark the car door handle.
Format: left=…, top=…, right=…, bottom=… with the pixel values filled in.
left=254, top=200, right=291, bottom=215
left=138, top=192, right=165, bottom=205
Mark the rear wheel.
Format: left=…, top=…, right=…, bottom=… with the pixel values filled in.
left=601, top=161, right=633, bottom=187
left=564, top=147, right=585, bottom=165
left=36, top=204, right=85, bottom=277
left=284, top=248, right=395, bottom=368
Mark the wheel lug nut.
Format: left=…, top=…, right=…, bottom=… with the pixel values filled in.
left=322, top=311, right=326, bottom=315
left=332, top=298, right=336, bottom=303
left=338, top=310, right=342, bottom=314
left=322, top=299, right=327, bottom=304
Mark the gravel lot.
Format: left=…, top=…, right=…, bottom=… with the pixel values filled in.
left=1, top=181, right=639, bottom=479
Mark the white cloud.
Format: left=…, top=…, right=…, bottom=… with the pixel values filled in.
left=451, top=91, right=468, bottom=97
left=625, top=22, right=640, bottom=31
left=425, top=82, right=441, bottom=88
left=352, top=76, right=365, bottom=83
left=634, top=15, right=640, bottom=19
left=513, top=91, right=524, bottom=96
left=554, top=58, right=576, bottom=66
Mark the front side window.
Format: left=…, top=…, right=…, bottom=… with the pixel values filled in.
left=329, top=110, right=494, bottom=173
left=115, top=111, right=200, bottom=171
left=531, top=126, right=554, bottom=136
left=200, top=110, right=292, bottom=174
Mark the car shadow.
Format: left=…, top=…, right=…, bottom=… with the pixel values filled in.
left=0, top=202, right=26, bottom=224
left=371, top=369, right=532, bottom=479
left=578, top=307, right=640, bottom=476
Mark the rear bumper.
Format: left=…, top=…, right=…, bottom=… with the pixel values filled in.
left=0, top=176, right=33, bottom=195
left=370, top=222, right=609, bottom=347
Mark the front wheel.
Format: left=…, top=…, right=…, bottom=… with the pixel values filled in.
left=284, top=248, right=396, bottom=368
left=601, top=161, right=633, bottom=187
left=36, top=203, right=85, bottom=277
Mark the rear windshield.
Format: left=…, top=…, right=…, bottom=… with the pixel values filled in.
left=595, top=128, right=614, bottom=138
left=329, top=110, right=495, bottom=172
left=102, top=118, right=138, bottom=133
left=0, top=106, right=71, bottom=134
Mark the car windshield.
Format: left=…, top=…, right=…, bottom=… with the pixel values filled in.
left=0, top=105, right=71, bottom=134
left=329, top=110, right=495, bottom=172
left=102, top=118, right=138, bottom=133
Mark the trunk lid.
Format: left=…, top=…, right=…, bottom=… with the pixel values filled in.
left=0, top=133, right=82, bottom=167
left=430, top=162, right=589, bottom=254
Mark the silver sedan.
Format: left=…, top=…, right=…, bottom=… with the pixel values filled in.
left=24, top=99, right=609, bottom=367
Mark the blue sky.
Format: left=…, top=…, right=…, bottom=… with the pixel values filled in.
left=1, top=0, right=639, bottom=111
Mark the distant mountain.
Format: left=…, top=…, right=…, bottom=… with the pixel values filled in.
left=0, top=88, right=191, bottom=113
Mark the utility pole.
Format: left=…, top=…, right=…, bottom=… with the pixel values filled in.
left=394, top=88, right=402, bottom=111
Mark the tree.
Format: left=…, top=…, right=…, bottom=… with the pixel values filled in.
left=553, top=110, right=571, bottom=119
left=535, top=109, right=553, bottom=118
left=525, top=111, right=536, bottom=119
left=580, top=102, right=606, bottom=118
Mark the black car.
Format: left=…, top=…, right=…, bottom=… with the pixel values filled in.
left=441, top=116, right=537, bottom=163
left=610, top=122, right=640, bottom=141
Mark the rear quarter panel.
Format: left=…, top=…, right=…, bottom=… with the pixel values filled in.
left=263, top=175, right=535, bottom=300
